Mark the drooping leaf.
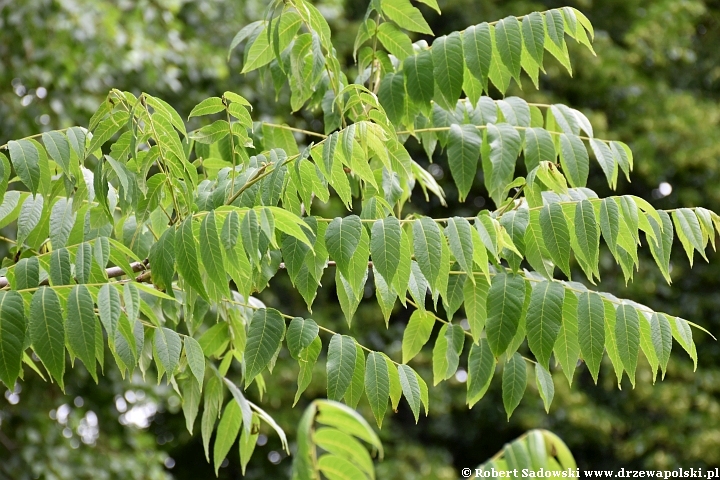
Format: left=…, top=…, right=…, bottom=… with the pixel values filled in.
left=432, top=323, right=465, bottom=385
left=615, top=304, right=640, bottom=387
left=502, top=352, right=527, bottom=419
left=66, top=285, right=98, bottom=380
left=486, top=273, right=526, bottom=357
left=245, top=308, right=286, bottom=386
left=540, top=202, right=572, bottom=278
left=364, top=351, right=390, bottom=427
left=447, top=124, right=481, bottom=201
left=535, top=363, right=555, bottom=413
left=526, top=281, right=564, bottom=369
left=370, top=216, right=402, bottom=284
left=577, top=291, right=605, bottom=383
left=467, top=338, right=496, bottom=408
left=29, top=287, right=65, bottom=389
left=154, top=327, right=182, bottom=381
left=327, top=334, right=357, bottom=401
left=0, top=291, right=26, bottom=388
left=432, top=32, right=464, bottom=110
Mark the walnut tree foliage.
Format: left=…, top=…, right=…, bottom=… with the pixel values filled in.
left=0, top=0, right=716, bottom=477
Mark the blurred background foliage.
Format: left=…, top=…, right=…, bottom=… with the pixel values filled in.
left=1, top=0, right=720, bottom=478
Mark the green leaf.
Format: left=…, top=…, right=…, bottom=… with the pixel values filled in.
left=50, top=247, right=72, bottom=286
left=8, top=139, right=41, bottom=194
left=432, top=32, right=464, bottom=110
left=402, top=310, right=435, bottom=363
left=213, top=400, right=242, bottom=475
left=180, top=376, right=201, bottom=435
left=615, top=304, right=640, bottom=387
left=188, top=97, right=225, bottom=118
left=245, top=308, right=285, bottom=386
left=382, top=0, right=433, bottom=35
left=239, top=413, right=260, bottom=475
left=559, top=134, right=589, bottom=188
left=574, top=199, right=600, bottom=276
left=327, top=334, right=357, bottom=401
left=42, top=131, right=71, bottom=174
left=16, top=194, right=44, bottom=247
left=66, top=285, right=98, bottom=380
left=96, top=282, right=122, bottom=343
left=432, top=323, right=465, bottom=385
left=404, top=50, right=435, bottom=107
left=30, top=287, right=65, bottom=389
left=524, top=128, right=555, bottom=172
left=314, top=427, right=374, bottom=478
left=447, top=124, right=481, bottom=202
left=590, top=139, right=618, bottom=189
left=185, top=337, right=206, bottom=387
left=577, top=292, right=605, bottom=383
left=445, top=217, right=475, bottom=279
left=398, top=364, right=422, bottom=422
left=370, top=216, right=402, bottom=284
left=653, top=312, right=673, bottom=378
left=522, top=12, right=545, bottom=68
left=148, top=227, right=175, bottom=295
left=365, top=351, right=390, bottom=427
left=154, top=327, right=182, bottom=381
left=317, top=454, right=367, bottom=480
left=0, top=291, right=26, bottom=388
left=14, top=257, right=39, bottom=290
left=486, top=273, right=526, bottom=357
left=495, top=16, right=523, bottom=83
left=463, top=276, right=489, bottom=342
left=555, top=291, right=580, bottom=385
left=526, top=281, right=564, bottom=369
left=485, top=123, right=522, bottom=205
left=502, top=352, right=527, bottom=419
left=49, top=198, right=75, bottom=250
left=378, top=72, right=407, bottom=126
left=294, top=336, right=322, bottom=405
left=199, top=210, right=230, bottom=300
left=467, top=338, right=496, bottom=408
left=463, top=23, right=492, bottom=93
left=540, top=203, right=572, bottom=278
left=176, top=217, right=209, bottom=300
left=74, top=241, right=92, bottom=285
left=535, top=363, right=555, bottom=413
left=201, top=375, right=223, bottom=461
left=413, top=217, right=443, bottom=292
left=286, top=317, right=319, bottom=359
left=377, top=22, right=413, bottom=60
left=325, top=215, right=363, bottom=282
left=344, top=345, right=366, bottom=409
left=672, top=208, right=706, bottom=266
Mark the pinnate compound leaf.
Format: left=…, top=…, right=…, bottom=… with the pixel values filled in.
left=365, top=351, right=390, bottom=428
left=535, top=363, right=555, bottom=413
left=413, top=217, right=443, bottom=292
left=402, top=310, right=435, bottom=364
left=154, top=327, right=182, bottom=381
left=502, top=352, right=527, bottom=419
left=286, top=317, right=319, bottom=359
left=577, top=292, right=605, bottom=383
left=30, top=287, right=65, bottom=389
left=8, top=139, right=41, bottom=195
left=432, top=32, right=464, bottom=110
left=176, top=217, right=209, bottom=300
left=540, top=203, right=572, bottom=278
left=432, top=323, right=465, bottom=385
left=325, top=215, right=362, bottom=281
left=495, top=16, right=523, bottom=83
left=615, top=304, right=640, bottom=387
left=0, top=291, right=26, bottom=388
left=245, top=308, right=285, bottom=386
left=447, top=124, right=481, bottom=202
left=554, top=291, right=580, bottom=385
left=371, top=216, right=402, bottom=284
left=66, top=285, right=98, bottom=380
left=467, top=338, right=496, bottom=408
left=213, top=400, right=242, bottom=475
left=486, top=273, right=526, bottom=357
left=526, top=281, right=564, bottom=369
left=327, top=334, right=357, bottom=401
left=184, top=337, right=206, bottom=387
left=404, top=49, right=435, bottom=106
left=398, top=364, right=422, bottom=422
left=382, top=0, right=433, bottom=35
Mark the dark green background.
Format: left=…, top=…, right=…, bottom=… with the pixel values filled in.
left=1, top=0, right=719, bottom=478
